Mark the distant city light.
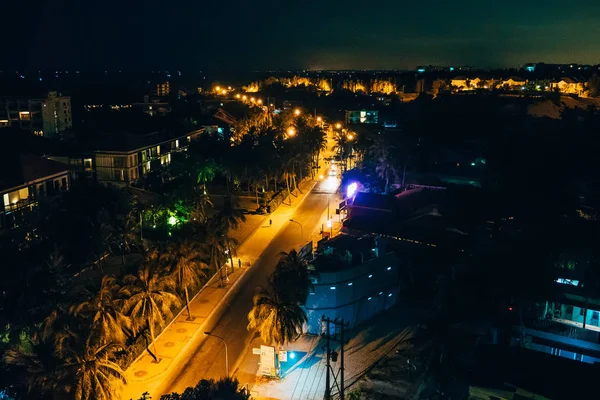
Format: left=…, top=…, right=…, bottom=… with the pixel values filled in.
left=387, top=266, right=392, bottom=271
left=287, top=127, right=296, bottom=136
left=168, top=216, right=177, bottom=226
left=330, top=286, right=336, bottom=290
left=294, top=108, right=301, bottom=116
left=388, top=293, right=392, bottom=297
left=368, top=274, right=373, bottom=278
left=348, top=282, right=353, bottom=286
left=368, top=297, right=372, bottom=300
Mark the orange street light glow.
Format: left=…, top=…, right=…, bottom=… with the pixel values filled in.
left=294, top=108, right=301, bottom=116
left=287, top=127, right=296, bottom=136
left=335, top=123, right=342, bottom=129
left=347, top=134, right=354, bottom=140
left=317, top=116, right=322, bottom=122
left=257, top=99, right=263, bottom=104
left=235, top=94, right=241, bottom=98
left=215, top=86, right=221, bottom=91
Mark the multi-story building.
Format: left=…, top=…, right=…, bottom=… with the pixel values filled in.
left=92, top=129, right=203, bottom=185
left=303, top=234, right=400, bottom=334
left=0, top=154, right=70, bottom=231
left=0, top=92, right=72, bottom=138
left=154, top=82, right=171, bottom=97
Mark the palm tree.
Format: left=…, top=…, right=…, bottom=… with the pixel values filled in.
left=247, top=284, right=307, bottom=374
left=71, top=275, right=133, bottom=345
left=196, top=158, right=217, bottom=194
left=121, top=258, right=180, bottom=362
left=370, top=137, right=396, bottom=193
left=214, top=196, right=246, bottom=269
left=60, top=339, right=126, bottom=400
left=272, top=250, right=312, bottom=305
left=161, top=240, right=209, bottom=320
left=3, top=335, right=66, bottom=398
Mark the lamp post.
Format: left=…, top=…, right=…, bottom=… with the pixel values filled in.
left=204, top=332, right=228, bottom=377
left=289, top=219, right=303, bottom=240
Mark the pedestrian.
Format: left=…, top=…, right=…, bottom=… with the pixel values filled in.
left=269, top=219, right=272, bottom=227
left=238, top=259, right=242, bottom=269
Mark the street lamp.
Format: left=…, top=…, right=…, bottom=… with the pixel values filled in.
left=347, top=134, right=354, bottom=140
left=287, top=127, right=296, bottom=136
left=289, top=219, right=303, bottom=240
left=204, top=332, right=229, bottom=377
left=335, top=123, right=342, bottom=129
left=294, top=108, right=301, bottom=116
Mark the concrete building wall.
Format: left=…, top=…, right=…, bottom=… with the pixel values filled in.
left=304, top=252, right=400, bottom=334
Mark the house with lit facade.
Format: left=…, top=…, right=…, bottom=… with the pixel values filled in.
left=0, top=154, right=70, bottom=231
left=549, top=77, right=586, bottom=95
left=303, top=234, right=400, bottom=334
left=0, top=92, right=72, bottom=138
left=89, top=129, right=203, bottom=185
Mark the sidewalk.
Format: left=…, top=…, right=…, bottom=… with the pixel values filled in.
left=120, top=179, right=317, bottom=400
left=236, top=305, right=418, bottom=400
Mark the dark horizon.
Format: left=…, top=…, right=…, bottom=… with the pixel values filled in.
left=2, top=0, right=600, bottom=72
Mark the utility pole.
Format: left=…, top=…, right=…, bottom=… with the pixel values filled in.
left=322, top=316, right=348, bottom=400
left=340, top=318, right=345, bottom=400
left=324, top=316, right=331, bottom=400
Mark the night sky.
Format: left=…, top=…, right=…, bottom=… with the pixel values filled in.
left=2, top=0, right=600, bottom=71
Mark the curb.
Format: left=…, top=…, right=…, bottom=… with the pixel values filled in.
left=153, top=265, right=254, bottom=397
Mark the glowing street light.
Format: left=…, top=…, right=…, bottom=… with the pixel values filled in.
left=242, top=95, right=247, bottom=100
left=287, top=127, right=296, bottom=136
left=215, top=86, right=221, bottom=91
left=347, top=134, right=354, bottom=140
left=235, top=94, right=241, bottom=99
left=204, top=332, right=228, bottom=377
left=317, top=116, right=322, bottom=122
left=335, top=123, right=342, bottom=129
left=250, top=97, right=255, bottom=102
left=257, top=99, right=263, bottom=104
left=294, top=108, right=301, bottom=116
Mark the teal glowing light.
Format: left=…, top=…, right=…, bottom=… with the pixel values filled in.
left=471, top=162, right=476, bottom=166
left=289, top=352, right=296, bottom=360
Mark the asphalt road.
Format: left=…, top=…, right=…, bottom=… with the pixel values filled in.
left=163, top=191, right=329, bottom=394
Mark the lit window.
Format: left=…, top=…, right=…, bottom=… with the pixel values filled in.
left=19, top=111, right=30, bottom=121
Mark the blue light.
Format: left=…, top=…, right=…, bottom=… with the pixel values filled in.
left=368, top=297, right=372, bottom=300
left=417, top=68, right=425, bottom=73
left=379, top=292, right=383, bottom=295
left=387, top=267, right=391, bottom=271
left=470, top=162, right=476, bottom=166
left=289, top=352, right=295, bottom=360
left=330, top=286, right=336, bottom=290
left=388, top=293, right=392, bottom=297
left=348, top=282, right=353, bottom=286
left=449, top=67, right=454, bottom=72
left=368, top=274, right=373, bottom=278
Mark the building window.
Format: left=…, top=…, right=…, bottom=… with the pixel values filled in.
left=114, top=157, right=127, bottom=168
left=19, top=111, right=30, bottom=120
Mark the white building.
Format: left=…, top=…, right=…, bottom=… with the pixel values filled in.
left=0, top=92, right=72, bottom=137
